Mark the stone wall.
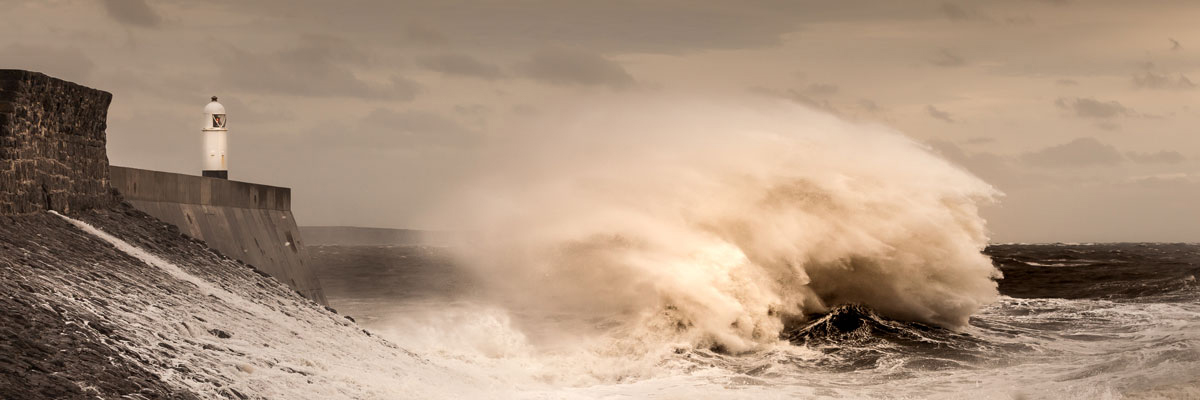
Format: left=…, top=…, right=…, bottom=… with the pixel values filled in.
left=0, top=70, right=116, bottom=215
left=0, top=69, right=325, bottom=305
left=110, top=166, right=327, bottom=305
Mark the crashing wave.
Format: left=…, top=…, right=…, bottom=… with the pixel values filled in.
left=430, top=95, right=1002, bottom=352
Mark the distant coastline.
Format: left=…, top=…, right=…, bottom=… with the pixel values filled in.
left=301, top=226, right=462, bottom=247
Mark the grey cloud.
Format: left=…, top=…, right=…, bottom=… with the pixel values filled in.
left=1127, top=150, right=1186, bottom=164
left=101, top=0, right=161, bottom=27
left=939, top=3, right=987, bottom=21
left=926, top=139, right=1038, bottom=190
left=1132, top=71, right=1196, bottom=90
left=929, top=48, right=966, bottom=67
left=804, top=83, right=839, bottom=96
left=1123, top=173, right=1200, bottom=187
left=360, top=108, right=480, bottom=148
left=519, top=48, right=636, bottom=88
left=417, top=53, right=505, bottom=80
left=453, top=104, right=491, bottom=125
left=231, top=0, right=810, bottom=54
left=751, top=86, right=839, bottom=115
left=104, top=110, right=199, bottom=173
left=964, top=137, right=994, bottom=145
left=927, top=139, right=970, bottom=163
left=306, top=108, right=480, bottom=150
left=454, top=104, right=490, bottom=117
left=1020, top=137, right=1124, bottom=167
left=511, top=104, right=539, bottom=116
left=216, top=97, right=296, bottom=125
left=1056, top=79, right=1079, bottom=86
left=273, top=34, right=372, bottom=68
left=1055, top=97, right=1133, bottom=119
left=939, top=3, right=971, bottom=20
left=788, top=91, right=839, bottom=115
left=927, top=105, right=955, bottom=123
left=857, top=99, right=881, bottom=113
left=0, top=44, right=95, bottom=82
left=747, top=86, right=841, bottom=116
left=1004, top=15, right=1035, bottom=26
left=403, top=23, right=449, bottom=45
left=218, top=37, right=419, bottom=99
left=1095, top=121, right=1121, bottom=131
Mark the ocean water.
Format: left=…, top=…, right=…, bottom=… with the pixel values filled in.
left=311, top=243, right=1200, bottom=399
left=303, top=99, right=1194, bottom=399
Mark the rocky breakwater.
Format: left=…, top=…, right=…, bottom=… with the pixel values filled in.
left=0, top=70, right=116, bottom=215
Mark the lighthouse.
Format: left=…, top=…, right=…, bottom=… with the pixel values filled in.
left=202, top=96, right=228, bottom=179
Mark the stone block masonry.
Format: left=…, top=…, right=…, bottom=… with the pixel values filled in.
left=0, top=70, right=117, bottom=215
left=0, top=69, right=326, bottom=306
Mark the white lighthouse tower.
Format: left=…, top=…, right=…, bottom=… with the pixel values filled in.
left=202, top=96, right=228, bottom=179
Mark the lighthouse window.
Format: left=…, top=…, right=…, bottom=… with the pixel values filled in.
left=212, top=114, right=226, bottom=128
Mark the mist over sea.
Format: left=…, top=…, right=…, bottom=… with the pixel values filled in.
left=6, top=2, right=1196, bottom=397
left=303, top=99, right=1200, bottom=399
left=311, top=242, right=1200, bottom=399
left=2, top=89, right=1192, bottom=398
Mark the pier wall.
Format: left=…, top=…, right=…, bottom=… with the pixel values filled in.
left=109, top=166, right=327, bottom=305
left=0, top=69, right=325, bottom=305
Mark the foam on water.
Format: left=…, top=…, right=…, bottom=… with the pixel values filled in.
left=429, top=95, right=1001, bottom=355
left=52, top=211, right=502, bottom=399
left=344, top=292, right=1200, bottom=399
left=52, top=210, right=264, bottom=313
left=49, top=94, right=1200, bottom=398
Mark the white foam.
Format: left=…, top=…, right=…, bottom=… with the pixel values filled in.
left=430, top=96, right=1001, bottom=353
left=51, top=211, right=495, bottom=399
left=52, top=211, right=263, bottom=313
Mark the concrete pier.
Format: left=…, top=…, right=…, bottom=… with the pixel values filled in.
left=109, top=166, right=327, bottom=305
left=1, top=68, right=327, bottom=306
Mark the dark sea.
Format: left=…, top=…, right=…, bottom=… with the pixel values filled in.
left=311, top=243, right=1200, bottom=399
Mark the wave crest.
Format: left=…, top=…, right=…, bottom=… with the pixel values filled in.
left=433, top=96, right=1001, bottom=352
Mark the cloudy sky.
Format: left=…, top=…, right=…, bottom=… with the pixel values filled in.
left=3, top=0, right=1198, bottom=242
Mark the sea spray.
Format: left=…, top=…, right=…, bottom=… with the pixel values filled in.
left=46, top=213, right=494, bottom=398
left=429, top=95, right=1002, bottom=353
left=51, top=210, right=267, bottom=315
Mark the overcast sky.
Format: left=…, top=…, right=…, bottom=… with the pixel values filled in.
left=2, top=0, right=1198, bottom=242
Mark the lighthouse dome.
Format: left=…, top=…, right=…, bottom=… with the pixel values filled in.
left=203, top=96, right=228, bottom=131
left=204, top=96, right=226, bottom=114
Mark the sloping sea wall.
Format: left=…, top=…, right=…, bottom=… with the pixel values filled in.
left=110, top=166, right=327, bottom=305
left=0, top=68, right=326, bottom=306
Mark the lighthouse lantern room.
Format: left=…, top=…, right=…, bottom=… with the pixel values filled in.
left=202, top=96, right=228, bottom=179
